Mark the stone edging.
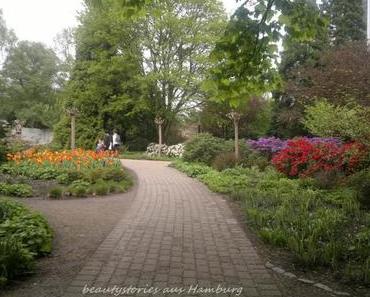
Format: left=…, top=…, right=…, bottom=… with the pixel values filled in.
left=265, top=262, right=351, bottom=296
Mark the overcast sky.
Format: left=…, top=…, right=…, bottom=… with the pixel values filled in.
left=0, top=0, right=240, bottom=48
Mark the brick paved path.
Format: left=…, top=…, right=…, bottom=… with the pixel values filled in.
left=64, top=160, right=282, bottom=297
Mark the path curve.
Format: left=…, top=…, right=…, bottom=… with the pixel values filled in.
left=63, top=160, right=282, bottom=297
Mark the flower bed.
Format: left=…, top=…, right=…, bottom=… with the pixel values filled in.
left=1, top=148, right=132, bottom=198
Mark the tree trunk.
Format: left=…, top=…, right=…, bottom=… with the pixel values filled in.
left=234, top=119, right=239, bottom=160
left=158, top=124, right=162, bottom=156
left=71, top=115, right=76, bottom=150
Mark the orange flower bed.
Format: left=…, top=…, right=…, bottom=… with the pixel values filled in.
left=7, top=148, right=118, bottom=166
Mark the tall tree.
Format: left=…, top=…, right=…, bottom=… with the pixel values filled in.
left=204, top=0, right=326, bottom=156
left=322, top=0, right=366, bottom=45
left=53, top=27, right=76, bottom=86
left=271, top=1, right=329, bottom=138
left=0, top=41, right=59, bottom=128
left=53, top=0, right=154, bottom=149
left=0, top=9, right=16, bottom=65
left=139, top=0, right=227, bottom=137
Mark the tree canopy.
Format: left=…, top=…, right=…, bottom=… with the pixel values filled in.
left=0, top=41, right=60, bottom=128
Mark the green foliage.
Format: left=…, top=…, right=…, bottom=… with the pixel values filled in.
left=0, top=212, right=53, bottom=255
left=204, top=6, right=280, bottom=109
left=200, top=97, right=273, bottom=139
left=0, top=183, right=32, bottom=197
left=239, top=151, right=270, bottom=171
left=54, top=2, right=155, bottom=149
left=0, top=238, right=34, bottom=286
left=0, top=198, right=52, bottom=285
left=0, top=41, right=60, bottom=128
left=100, top=167, right=126, bottom=182
left=303, top=101, right=370, bottom=144
left=170, top=161, right=211, bottom=178
left=322, top=0, right=366, bottom=45
left=67, top=180, right=90, bottom=197
left=1, top=162, right=60, bottom=180
left=183, top=133, right=233, bottom=165
left=93, top=181, right=110, bottom=196
left=349, top=170, right=370, bottom=209
left=48, top=187, right=63, bottom=199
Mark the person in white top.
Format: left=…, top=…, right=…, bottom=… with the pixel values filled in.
left=112, top=130, right=121, bottom=151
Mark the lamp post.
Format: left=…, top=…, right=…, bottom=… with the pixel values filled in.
left=227, top=111, right=241, bottom=160
left=155, top=116, right=165, bottom=156
left=66, top=107, right=79, bottom=150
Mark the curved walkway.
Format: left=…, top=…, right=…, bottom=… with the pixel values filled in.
left=63, top=160, right=282, bottom=297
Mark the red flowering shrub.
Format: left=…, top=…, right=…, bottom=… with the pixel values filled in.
left=271, top=138, right=367, bottom=178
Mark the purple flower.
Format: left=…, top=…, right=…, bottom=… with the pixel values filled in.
left=301, top=137, right=342, bottom=146
left=247, top=136, right=343, bottom=156
left=247, top=137, right=287, bottom=154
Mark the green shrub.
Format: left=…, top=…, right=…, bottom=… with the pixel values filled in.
left=118, top=176, right=133, bottom=192
left=349, top=169, right=370, bottom=209
left=106, top=181, right=119, bottom=193
left=83, top=168, right=105, bottom=183
left=101, top=167, right=126, bottom=182
left=170, top=161, right=211, bottom=177
left=0, top=183, right=32, bottom=197
left=0, top=238, right=34, bottom=286
left=0, top=198, right=52, bottom=286
left=48, top=187, right=63, bottom=199
left=183, top=133, right=230, bottom=165
left=93, top=181, right=109, bottom=196
left=212, top=152, right=238, bottom=171
left=239, top=151, right=270, bottom=170
left=67, top=180, right=90, bottom=197
left=0, top=163, right=59, bottom=180
left=0, top=213, right=53, bottom=255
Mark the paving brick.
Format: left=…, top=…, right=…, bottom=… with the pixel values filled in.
left=63, top=160, right=282, bottom=297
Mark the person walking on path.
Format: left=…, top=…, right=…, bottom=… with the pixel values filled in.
left=112, top=130, right=121, bottom=151
left=104, top=132, right=113, bottom=151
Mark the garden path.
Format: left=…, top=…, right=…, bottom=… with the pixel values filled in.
left=63, top=159, right=282, bottom=297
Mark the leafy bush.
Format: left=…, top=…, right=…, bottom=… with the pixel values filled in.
left=303, top=101, right=370, bottom=145
left=0, top=198, right=52, bottom=285
left=101, top=167, right=126, bottom=182
left=83, top=168, right=105, bottom=183
left=67, top=180, right=90, bottom=197
left=170, top=161, right=211, bottom=178
left=0, top=213, right=53, bottom=255
left=0, top=183, right=33, bottom=197
left=48, top=187, right=63, bottom=199
left=212, top=152, right=238, bottom=171
left=93, top=181, right=110, bottom=196
left=239, top=151, right=270, bottom=170
left=349, top=170, right=370, bottom=209
left=0, top=238, right=34, bottom=286
left=183, top=133, right=232, bottom=165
